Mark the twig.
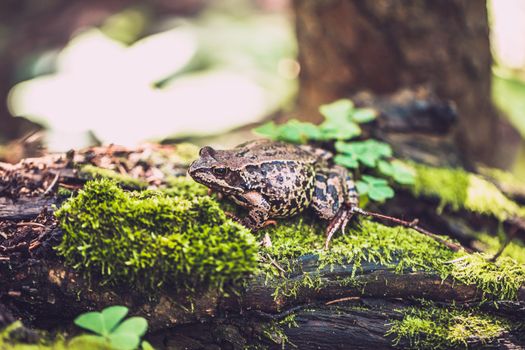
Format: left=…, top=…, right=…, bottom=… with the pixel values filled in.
left=58, top=183, right=82, bottom=190
left=43, top=171, right=60, bottom=196
left=16, top=222, right=46, bottom=229
left=0, top=242, right=28, bottom=253
left=352, top=207, right=471, bottom=253
left=325, top=296, right=360, bottom=305
left=490, top=226, right=518, bottom=262
left=260, top=253, right=287, bottom=276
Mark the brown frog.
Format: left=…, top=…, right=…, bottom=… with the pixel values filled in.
left=188, top=139, right=360, bottom=247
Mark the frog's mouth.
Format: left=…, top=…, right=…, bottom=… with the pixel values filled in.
left=188, top=164, right=243, bottom=195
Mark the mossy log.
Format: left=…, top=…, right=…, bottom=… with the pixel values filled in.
left=1, top=92, right=525, bottom=349
left=1, top=237, right=524, bottom=349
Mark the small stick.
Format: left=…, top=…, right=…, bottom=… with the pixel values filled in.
left=325, top=296, right=360, bottom=305
left=43, top=171, right=60, bottom=196
left=489, top=226, right=517, bottom=262
left=58, top=182, right=82, bottom=190
left=352, top=207, right=471, bottom=253
left=16, top=222, right=46, bottom=229
left=261, top=253, right=287, bottom=276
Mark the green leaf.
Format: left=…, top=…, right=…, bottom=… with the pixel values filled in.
left=74, top=312, right=107, bottom=336
left=334, top=154, right=359, bottom=169
left=102, top=306, right=129, bottom=333
left=351, top=108, right=378, bottom=123
left=391, top=161, right=416, bottom=185
left=368, top=184, right=395, bottom=202
left=253, top=122, right=278, bottom=138
left=361, top=175, right=388, bottom=185
left=319, top=121, right=361, bottom=140
left=68, top=335, right=112, bottom=349
left=366, top=140, right=392, bottom=158
left=142, top=340, right=155, bottom=350
left=335, top=140, right=392, bottom=168
left=355, top=180, right=369, bottom=195
left=113, top=317, right=148, bottom=338
left=109, top=333, right=140, bottom=350
left=358, top=153, right=378, bottom=168
left=319, top=99, right=354, bottom=121
left=378, top=160, right=394, bottom=176
left=276, top=119, right=323, bottom=143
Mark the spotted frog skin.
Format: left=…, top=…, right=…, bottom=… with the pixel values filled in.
left=188, top=140, right=359, bottom=246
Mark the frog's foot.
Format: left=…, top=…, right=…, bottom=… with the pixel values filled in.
left=324, top=207, right=355, bottom=249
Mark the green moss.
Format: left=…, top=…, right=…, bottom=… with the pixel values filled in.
left=411, top=163, right=525, bottom=220
left=172, top=143, right=200, bottom=165
left=386, top=302, right=514, bottom=349
left=449, top=254, right=525, bottom=300
left=0, top=322, right=118, bottom=350
left=474, top=232, right=525, bottom=264
left=163, top=175, right=209, bottom=197
left=412, top=164, right=469, bottom=212
left=261, top=218, right=525, bottom=301
left=56, top=178, right=258, bottom=292
left=478, top=166, right=525, bottom=196
left=79, top=164, right=148, bottom=189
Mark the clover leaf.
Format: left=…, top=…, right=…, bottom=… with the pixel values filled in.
left=357, top=175, right=395, bottom=202
left=253, top=121, right=278, bottom=138
left=334, top=154, right=359, bottom=169
left=319, top=120, right=361, bottom=140
left=390, top=160, right=416, bottom=185
left=351, top=108, right=378, bottom=123
left=319, top=99, right=354, bottom=121
left=73, top=306, right=151, bottom=350
left=253, top=120, right=322, bottom=144
left=336, top=140, right=392, bottom=168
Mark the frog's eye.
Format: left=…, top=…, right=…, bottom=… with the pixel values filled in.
left=213, top=167, right=228, bottom=177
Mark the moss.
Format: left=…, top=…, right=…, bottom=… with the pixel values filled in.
left=56, top=178, right=258, bottom=292
left=79, top=164, right=148, bottom=189
left=163, top=175, right=209, bottom=197
left=57, top=186, right=73, bottom=199
left=411, top=164, right=469, bottom=212
left=473, top=232, right=525, bottom=264
left=0, top=322, right=118, bottom=350
left=261, top=218, right=525, bottom=301
left=410, top=163, right=525, bottom=221
left=386, top=302, right=515, bottom=349
left=449, top=254, right=525, bottom=300
left=172, top=143, right=200, bottom=165
left=478, top=166, right=525, bottom=196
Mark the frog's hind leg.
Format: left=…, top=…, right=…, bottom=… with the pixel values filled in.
left=317, top=167, right=360, bottom=249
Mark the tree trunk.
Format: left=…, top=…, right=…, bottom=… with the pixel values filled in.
left=293, top=0, right=520, bottom=167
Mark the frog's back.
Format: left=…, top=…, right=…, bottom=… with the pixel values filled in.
left=233, top=140, right=319, bottom=217
left=234, top=139, right=319, bottom=164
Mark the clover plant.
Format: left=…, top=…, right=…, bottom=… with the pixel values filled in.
left=254, top=99, right=414, bottom=203
left=72, top=306, right=153, bottom=350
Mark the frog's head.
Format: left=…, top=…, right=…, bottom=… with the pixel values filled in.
left=188, top=146, right=245, bottom=195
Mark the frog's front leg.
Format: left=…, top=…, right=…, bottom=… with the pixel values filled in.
left=231, top=191, right=273, bottom=230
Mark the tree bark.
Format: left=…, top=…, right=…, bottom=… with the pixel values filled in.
left=293, top=0, right=520, bottom=167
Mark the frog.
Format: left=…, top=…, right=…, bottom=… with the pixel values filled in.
left=188, top=139, right=360, bottom=248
